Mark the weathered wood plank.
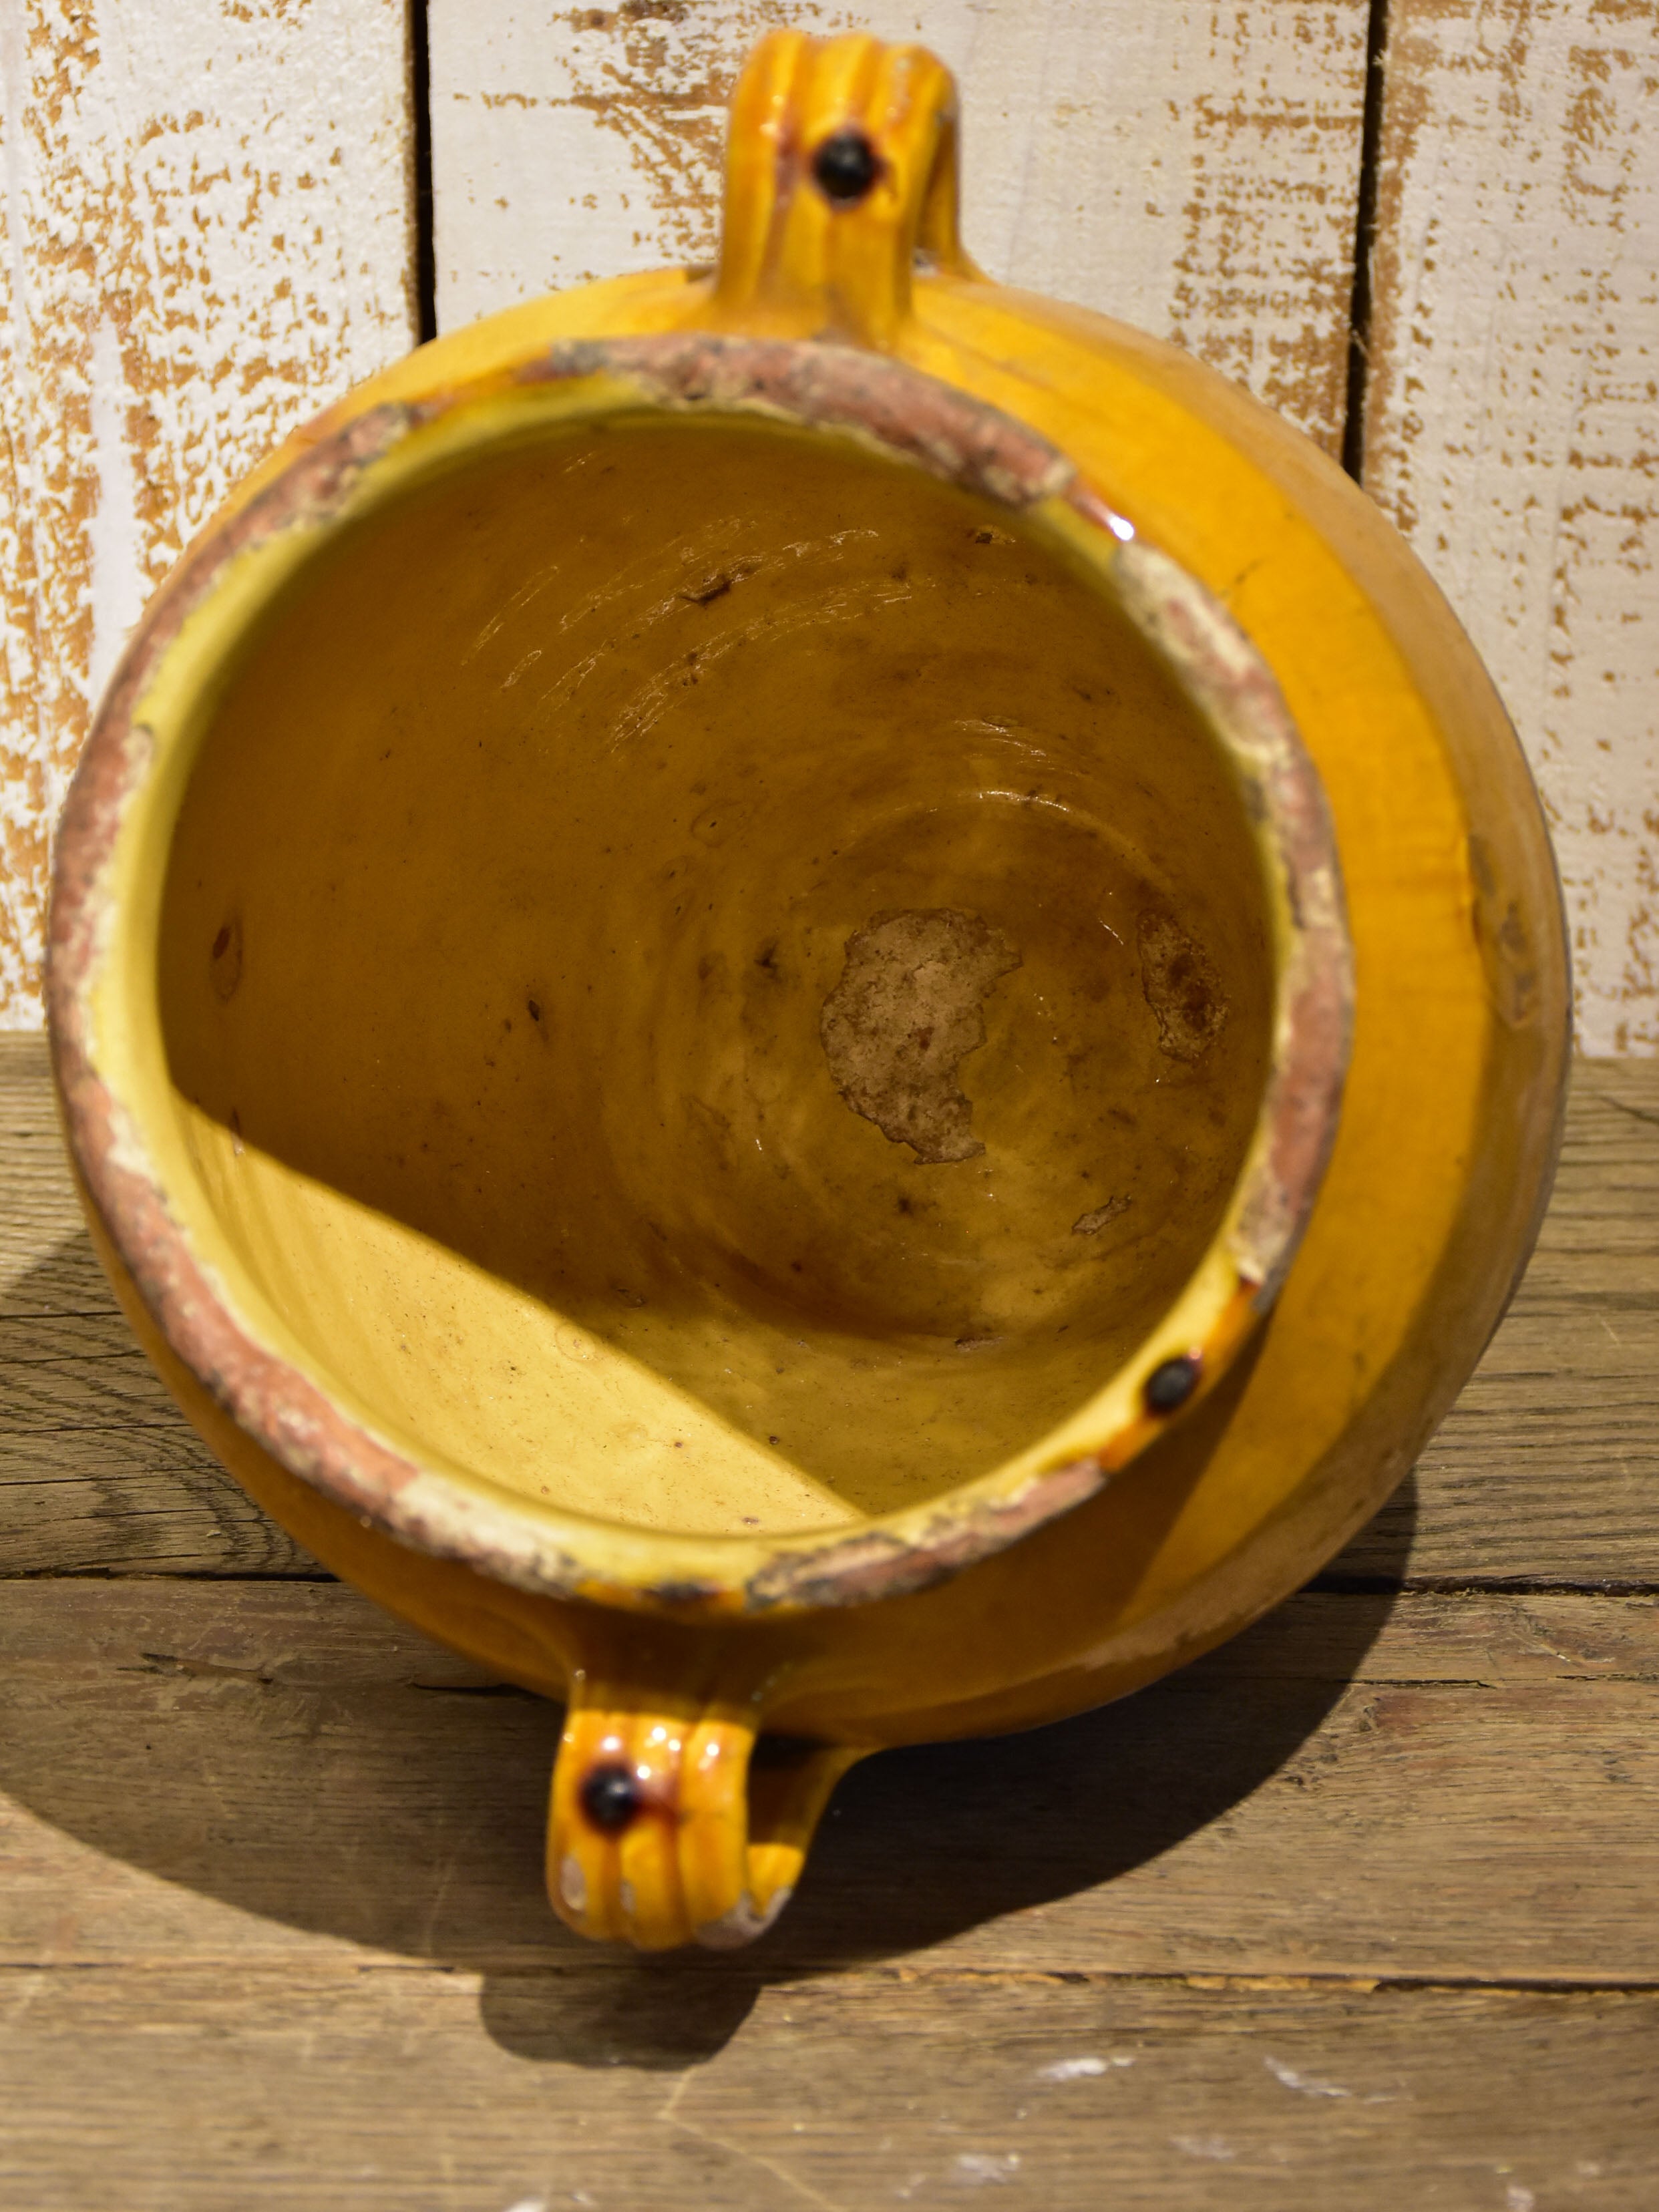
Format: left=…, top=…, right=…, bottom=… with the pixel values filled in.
left=4, top=1035, right=1653, bottom=1583
left=1362, top=0, right=1659, bottom=1055
left=3, top=1580, right=1656, bottom=1981
left=1330, top=1058, right=1659, bottom=1584
left=0, top=1964, right=1654, bottom=2211
left=429, top=0, right=1370, bottom=450
left=0, top=0, right=416, bottom=1027
left=0, top=1424, right=319, bottom=1578
left=0, top=1037, right=322, bottom=1574
left=0, top=1037, right=100, bottom=1304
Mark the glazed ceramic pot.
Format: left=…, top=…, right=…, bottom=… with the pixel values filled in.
left=48, top=31, right=1568, bottom=1952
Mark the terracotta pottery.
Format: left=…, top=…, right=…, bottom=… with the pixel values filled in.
left=48, top=31, right=1568, bottom=1951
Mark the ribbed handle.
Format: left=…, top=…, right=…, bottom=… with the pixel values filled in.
left=547, top=1647, right=864, bottom=1949
left=707, top=29, right=974, bottom=351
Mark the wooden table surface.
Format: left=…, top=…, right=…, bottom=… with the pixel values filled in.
left=1, top=1033, right=1655, bottom=2209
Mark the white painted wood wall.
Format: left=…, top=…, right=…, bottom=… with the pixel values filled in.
left=1, top=0, right=1654, bottom=1049
left=0, top=0, right=415, bottom=1025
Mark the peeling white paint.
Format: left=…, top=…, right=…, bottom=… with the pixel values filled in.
left=85, top=309, right=144, bottom=714
left=430, top=0, right=1370, bottom=449
left=0, top=0, right=414, bottom=1025
left=1365, top=0, right=1659, bottom=1053
left=5, top=1, right=1650, bottom=1053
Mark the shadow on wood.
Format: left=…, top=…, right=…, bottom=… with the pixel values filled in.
left=0, top=1195, right=1418, bottom=2065
left=1, top=1075, right=1421, bottom=2060
left=475, top=1499, right=1415, bottom=2060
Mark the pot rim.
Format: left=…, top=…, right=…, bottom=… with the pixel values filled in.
left=47, top=330, right=1352, bottom=1618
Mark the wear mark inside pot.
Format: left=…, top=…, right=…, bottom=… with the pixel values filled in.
left=820, top=907, right=1020, bottom=1165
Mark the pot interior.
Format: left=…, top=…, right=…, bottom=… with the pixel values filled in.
left=156, top=411, right=1274, bottom=1536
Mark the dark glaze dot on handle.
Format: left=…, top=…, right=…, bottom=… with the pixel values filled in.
left=1144, top=1354, right=1201, bottom=1415
left=579, top=1761, right=642, bottom=1834
left=811, top=129, right=881, bottom=205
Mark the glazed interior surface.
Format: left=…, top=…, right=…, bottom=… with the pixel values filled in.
left=158, top=415, right=1273, bottom=1535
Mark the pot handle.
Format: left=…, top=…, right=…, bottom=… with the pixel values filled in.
left=707, top=29, right=978, bottom=353
left=546, top=1660, right=866, bottom=1950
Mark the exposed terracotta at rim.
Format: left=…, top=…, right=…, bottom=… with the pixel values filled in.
left=46, top=334, right=1352, bottom=1616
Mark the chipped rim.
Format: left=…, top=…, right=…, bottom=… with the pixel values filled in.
left=47, top=331, right=1352, bottom=1619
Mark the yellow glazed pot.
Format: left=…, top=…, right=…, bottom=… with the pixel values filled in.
left=48, top=33, right=1568, bottom=1952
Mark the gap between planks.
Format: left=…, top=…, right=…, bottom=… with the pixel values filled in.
left=1339, top=0, right=1392, bottom=482
left=2, top=1958, right=1658, bottom=1997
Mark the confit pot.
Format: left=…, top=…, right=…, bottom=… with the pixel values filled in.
left=47, top=31, right=1569, bottom=1952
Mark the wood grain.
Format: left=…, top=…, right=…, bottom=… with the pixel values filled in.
left=0, top=1037, right=319, bottom=1573
left=1330, top=1055, right=1659, bottom=1584
left=429, top=0, right=1371, bottom=450
left=0, top=1966, right=1653, bottom=2210
left=3, top=1035, right=1652, bottom=1584
left=3, top=1051, right=1657, bottom=2202
left=3, top=1579, right=1657, bottom=1983
left=0, top=0, right=416, bottom=1027
left=1362, top=0, right=1659, bottom=1055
